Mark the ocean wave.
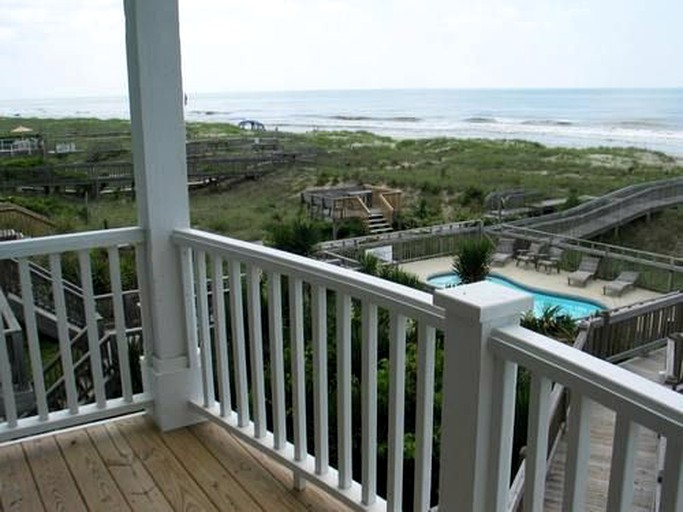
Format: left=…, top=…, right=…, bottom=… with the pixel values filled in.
left=521, top=119, right=573, bottom=126
left=463, top=116, right=497, bottom=124
left=615, top=120, right=669, bottom=129
left=191, top=110, right=233, bottom=116
left=328, top=115, right=421, bottom=122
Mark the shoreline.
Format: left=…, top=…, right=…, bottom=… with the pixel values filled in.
left=3, top=87, right=683, bottom=157
left=2, top=113, right=683, bottom=162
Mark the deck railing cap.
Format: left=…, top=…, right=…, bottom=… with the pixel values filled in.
left=434, top=281, right=533, bottom=322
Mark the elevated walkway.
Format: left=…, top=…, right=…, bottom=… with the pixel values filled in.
left=510, top=177, right=683, bottom=238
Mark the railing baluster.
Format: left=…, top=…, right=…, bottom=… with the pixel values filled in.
left=606, top=416, right=639, bottom=512
left=108, top=246, right=132, bottom=402
left=487, top=357, right=518, bottom=512
left=0, top=324, right=17, bottom=428
left=387, top=312, right=407, bottom=511
left=78, top=250, right=106, bottom=408
left=289, top=276, right=307, bottom=488
left=49, top=253, right=78, bottom=414
left=247, top=265, right=266, bottom=438
left=211, top=254, right=231, bottom=417
left=134, top=243, right=153, bottom=368
left=661, top=435, right=683, bottom=511
left=228, top=260, right=249, bottom=427
left=563, top=393, right=592, bottom=512
left=18, top=258, right=48, bottom=420
left=361, top=301, right=378, bottom=505
left=413, top=324, right=436, bottom=512
left=312, top=284, right=328, bottom=474
left=268, top=272, right=286, bottom=449
left=194, top=250, right=214, bottom=407
left=524, top=373, right=552, bottom=512
left=179, top=245, right=199, bottom=369
left=336, top=292, right=352, bottom=489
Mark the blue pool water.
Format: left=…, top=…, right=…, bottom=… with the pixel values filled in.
left=427, top=273, right=605, bottom=320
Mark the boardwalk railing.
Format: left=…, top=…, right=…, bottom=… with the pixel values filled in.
left=0, top=202, right=56, bottom=238
left=581, top=292, right=683, bottom=361
left=0, top=228, right=151, bottom=441
left=509, top=176, right=683, bottom=238
left=317, top=220, right=483, bottom=263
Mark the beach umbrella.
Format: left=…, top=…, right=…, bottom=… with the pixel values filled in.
left=11, top=125, right=33, bottom=133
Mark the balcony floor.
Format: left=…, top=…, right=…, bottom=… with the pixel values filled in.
left=0, top=413, right=350, bottom=511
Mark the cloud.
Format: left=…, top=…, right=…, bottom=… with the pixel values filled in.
left=0, top=0, right=681, bottom=99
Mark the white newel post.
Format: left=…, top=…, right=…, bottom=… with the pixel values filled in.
left=434, top=282, right=532, bottom=512
left=124, top=0, right=202, bottom=430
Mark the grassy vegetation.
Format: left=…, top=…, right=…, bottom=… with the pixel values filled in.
left=2, top=116, right=682, bottom=244
left=595, top=206, right=683, bottom=257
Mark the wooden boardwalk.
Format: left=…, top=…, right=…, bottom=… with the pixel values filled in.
left=544, top=349, right=666, bottom=511
left=0, top=414, right=350, bottom=511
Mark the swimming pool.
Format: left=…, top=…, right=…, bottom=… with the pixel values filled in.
left=427, top=273, right=605, bottom=320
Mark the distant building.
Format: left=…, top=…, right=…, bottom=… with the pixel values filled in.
left=301, top=184, right=402, bottom=236
left=0, top=126, right=44, bottom=157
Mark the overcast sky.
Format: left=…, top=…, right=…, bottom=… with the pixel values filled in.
left=1, top=0, right=682, bottom=99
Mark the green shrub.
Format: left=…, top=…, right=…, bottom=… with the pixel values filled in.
left=520, top=305, right=577, bottom=344
left=264, top=215, right=324, bottom=256
left=452, top=237, right=493, bottom=284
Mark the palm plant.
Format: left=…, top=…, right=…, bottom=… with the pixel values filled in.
left=521, top=305, right=577, bottom=344
left=452, top=236, right=494, bottom=284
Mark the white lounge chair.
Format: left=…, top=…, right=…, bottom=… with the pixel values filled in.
left=602, top=271, right=639, bottom=296
left=567, top=256, right=600, bottom=287
left=491, top=238, right=515, bottom=266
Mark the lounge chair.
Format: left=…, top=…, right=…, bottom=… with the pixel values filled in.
left=567, top=256, right=600, bottom=287
left=536, top=247, right=564, bottom=274
left=602, top=271, right=640, bottom=296
left=516, top=242, right=546, bottom=268
left=491, top=238, right=515, bottom=266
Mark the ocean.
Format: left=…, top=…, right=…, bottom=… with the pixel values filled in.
left=2, top=88, right=683, bottom=156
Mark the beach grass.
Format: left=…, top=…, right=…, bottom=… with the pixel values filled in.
left=2, top=117, right=682, bottom=242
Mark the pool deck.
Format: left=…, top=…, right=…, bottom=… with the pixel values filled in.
left=400, top=257, right=662, bottom=309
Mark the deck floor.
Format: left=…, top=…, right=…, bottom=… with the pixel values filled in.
left=0, top=414, right=350, bottom=511
left=543, top=349, right=666, bottom=512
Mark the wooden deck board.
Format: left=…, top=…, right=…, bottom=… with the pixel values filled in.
left=22, top=435, right=88, bottom=512
left=56, top=429, right=131, bottom=511
left=543, top=349, right=665, bottom=512
left=114, top=415, right=221, bottom=512
left=161, top=423, right=262, bottom=511
left=0, top=442, right=44, bottom=511
left=233, top=432, right=350, bottom=512
left=87, top=423, right=173, bottom=512
left=190, top=421, right=319, bottom=512
left=0, top=414, right=351, bottom=512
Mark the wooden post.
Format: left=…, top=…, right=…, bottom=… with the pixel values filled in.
left=124, top=0, right=202, bottom=430
left=434, top=282, right=532, bottom=511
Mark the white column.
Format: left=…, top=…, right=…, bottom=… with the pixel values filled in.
left=434, top=282, right=532, bottom=512
left=124, top=0, right=202, bottom=430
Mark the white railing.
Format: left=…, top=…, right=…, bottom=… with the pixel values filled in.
left=174, top=228, right=683, bottom=512
left=173, top=228, right=445, bottom=511
left=1, top=225, right=681, bottom=510
left=0, top=227, right=152, bottom=441
left=490, top=326, right=683, bottom=512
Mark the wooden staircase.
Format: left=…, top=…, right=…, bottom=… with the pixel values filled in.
left=366, top=209, right=392, bottom=234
